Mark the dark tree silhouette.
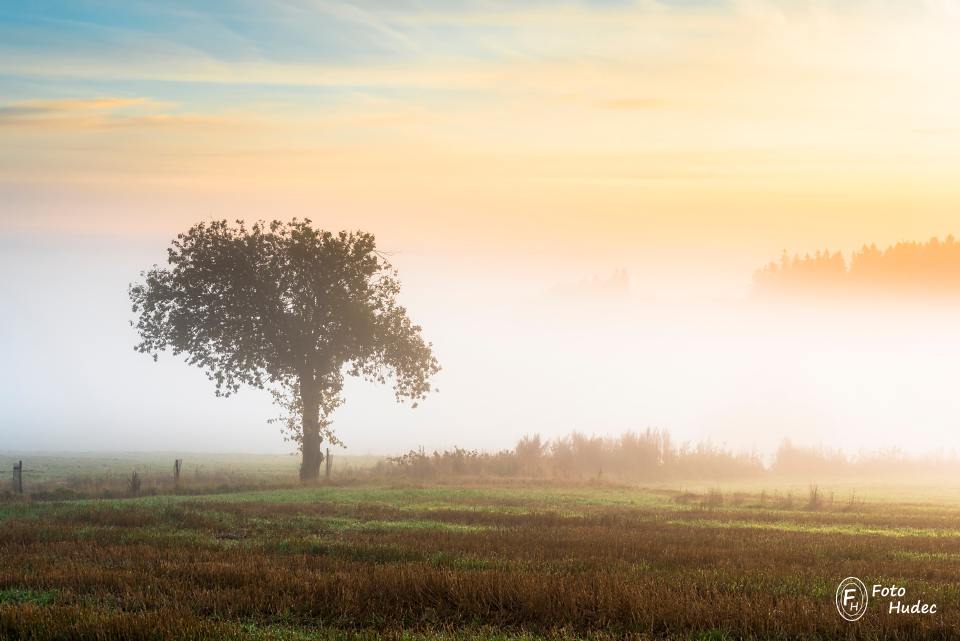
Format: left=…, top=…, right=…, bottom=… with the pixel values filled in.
left=129, top=219, right=440, bottom=480
left=752, top=235, right=960, bottom=298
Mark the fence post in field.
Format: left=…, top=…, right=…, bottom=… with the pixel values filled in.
left=325, top=448, right=331, bottom=480
left=129, top=471, right=141, bottom=497
left=12, top=460, right=23, bottom=494
left=174, top=458, right=182, bottom=489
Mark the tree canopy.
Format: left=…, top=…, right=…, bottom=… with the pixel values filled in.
left=752, top=235, right=960, bottom=299
left=129, top=219, right=440, bottom=479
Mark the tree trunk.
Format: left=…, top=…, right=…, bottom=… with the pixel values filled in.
left=299, top=378, right=323, bottom=482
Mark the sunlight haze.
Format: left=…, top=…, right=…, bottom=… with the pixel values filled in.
left=3, top=0, right=960, bottom=457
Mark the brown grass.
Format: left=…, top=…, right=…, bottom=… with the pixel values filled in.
left=1, top=486, right=959, bottom=639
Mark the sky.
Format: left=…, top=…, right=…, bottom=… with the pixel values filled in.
left=3, top=1, right=960, bottom=456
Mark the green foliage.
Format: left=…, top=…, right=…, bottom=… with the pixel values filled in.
left=129, top=220, right=439, bottom=472
left=0, top=589, right=56, bottom=606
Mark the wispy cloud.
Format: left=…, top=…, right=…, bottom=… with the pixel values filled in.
left=0, top=96, right=247, bottom=134
left=2, top=0, right=960, bottom=247
left=0, top=97, right=149, bottom=119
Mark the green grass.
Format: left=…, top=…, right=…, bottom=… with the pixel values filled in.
left=669, top=516, right=960, bottom=538
left=5, top=478, right=960, bottom=639
left=0, top=589, right=57, bottom=606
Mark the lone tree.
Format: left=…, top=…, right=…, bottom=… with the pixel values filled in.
left=129, top=219, right=440, bottom=480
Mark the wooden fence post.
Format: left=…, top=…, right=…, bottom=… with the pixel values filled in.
left=325, top=448, right=331, bottom=480
left=174, top=459, right=182, bottom=489
left=12, top=460, right=23, bottom=494
left=129, top=471, right=141, bottom=497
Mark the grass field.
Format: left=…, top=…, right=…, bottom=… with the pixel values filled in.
left=0, top=452, right=380, bottom=493
left=2, top=471, right=960, bottom=640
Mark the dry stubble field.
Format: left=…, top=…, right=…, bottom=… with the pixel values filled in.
left=2, top=479, right=960, bottom=640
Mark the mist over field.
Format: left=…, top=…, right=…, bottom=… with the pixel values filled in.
left=4, top=232, right=960, bottom=460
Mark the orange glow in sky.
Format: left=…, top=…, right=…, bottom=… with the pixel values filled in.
left=3, top=1, right=960, bottom=269
left=3, top=1, right=960, bottom=455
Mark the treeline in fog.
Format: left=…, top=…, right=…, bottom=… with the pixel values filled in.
left=380, top=430, right=960, bottom=482
left=381, top=430, right=760, bottom=481
left=752, top=235, right=960, bottom=298
left=771, top=440, right=960, bottom=478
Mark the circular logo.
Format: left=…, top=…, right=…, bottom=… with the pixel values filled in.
left=836, top=577, right=869, bottom=621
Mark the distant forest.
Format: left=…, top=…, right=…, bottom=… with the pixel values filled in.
left=752, top=235, right=960, bottom=297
